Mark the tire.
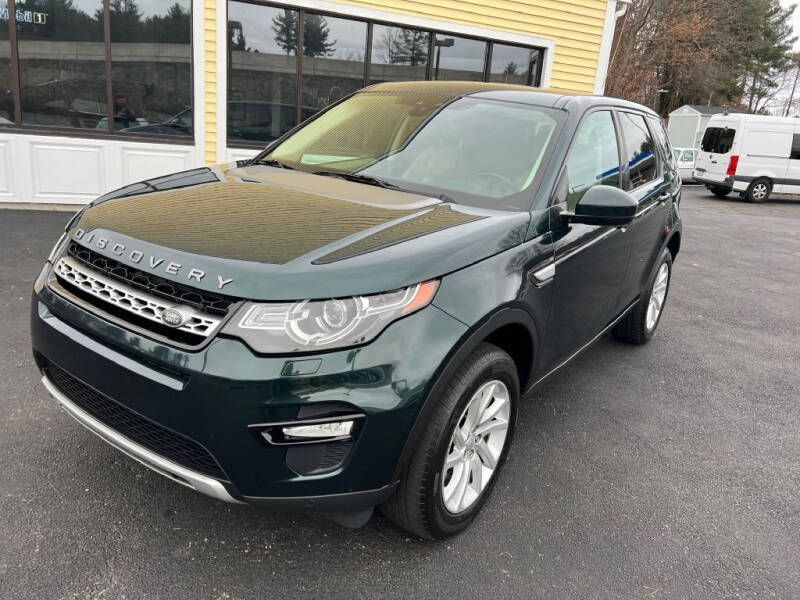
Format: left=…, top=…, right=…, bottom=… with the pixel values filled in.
left=708, top=185, right=732, bottom=198
left=381, top=343, right=519, bottom=540
left=613, top=249, right=673, bottom=345
left=745, top=178, right=771, bottom=203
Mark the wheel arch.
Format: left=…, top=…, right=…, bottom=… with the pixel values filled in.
left=390, top=307, right=538, bottom=482
left=666, top=230, right=681, bottom=261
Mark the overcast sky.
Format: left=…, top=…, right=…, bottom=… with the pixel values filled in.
left=780, top=0, right=800, bottom=49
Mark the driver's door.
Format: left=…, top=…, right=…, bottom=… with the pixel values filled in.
left=539, top=110, right=633, bottom=372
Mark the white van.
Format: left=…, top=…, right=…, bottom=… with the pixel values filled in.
left=693, top=114, right=799, bottom=202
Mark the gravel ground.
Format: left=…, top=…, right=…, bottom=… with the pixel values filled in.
left=1, top=186, right=799, bottom=599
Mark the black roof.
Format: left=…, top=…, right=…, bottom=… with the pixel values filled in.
left=364, top=81, right=658, bottom=116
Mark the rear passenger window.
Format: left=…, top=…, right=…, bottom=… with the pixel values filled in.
left=619, top=112, right=658, bottom=188
left=564, top=111, right=621, bottom=209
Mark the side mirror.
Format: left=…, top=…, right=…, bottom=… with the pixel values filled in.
left=566, top=185, right=637, bottom=226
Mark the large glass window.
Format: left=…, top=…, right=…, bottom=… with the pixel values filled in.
left=17, top=0, right=106, bottom=129
left=369, top=25, right=429, bottom=83
left=301, top=14, right=366, bottom=114
left=1, top=2, right=12, bottom=124
left=110, top=0, right=192, bottom=135
left=223, top=2, right=546, bottom=148
left=489, top=43, right=540, bottom=85
left=619, top=112, right=658, bottom=188
left=3, top=0, right=193, bottom=137
left=432, top=34, right=486, bottom=81
left=227, top=2, right=300, bottom=144
left=564, top=111, right=621, bottom=209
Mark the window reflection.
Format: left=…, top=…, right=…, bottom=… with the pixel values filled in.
left=110, top=0, right=192, bottom=136
left=301, top=14, right=366, bottom=113
left=432, top=34, right=486, bottom=81
left=1, top=2, right=12, bottom=124
left=369, top=25, right=429, bottom=83
left=17, top=0, right=105, bottom=129
left=489, top=43, right=539, bottom=85
left=227, top=2, right=301, bottom=144
left=619, top=112, right=658, bottom=188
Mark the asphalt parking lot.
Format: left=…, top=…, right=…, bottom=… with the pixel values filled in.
left=1, top=186, right=799, bottom=599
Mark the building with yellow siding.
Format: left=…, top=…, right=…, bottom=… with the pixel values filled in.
left=0, top=0, right=629, bottom=205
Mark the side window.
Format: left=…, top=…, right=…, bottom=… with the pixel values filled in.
left=619, top=112, right=659, bottom=189
left=649, top=115, right=676, bottom=170
left=564, top=111, right=621, bottom=210
left=790, top=134, right=800, bottom=159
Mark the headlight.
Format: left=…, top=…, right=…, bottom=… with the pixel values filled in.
left=224, top=280, right=439, bottom=353
left=47, top=231, right=69, bottom=264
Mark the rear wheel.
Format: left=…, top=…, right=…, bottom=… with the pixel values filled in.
left=708, top=185, right=732, bottom=198
left=745, top=178, right=771, bottom=203
left=613, top=249, right=672, bottom=345
left=381, top=343, right=518, bottom=540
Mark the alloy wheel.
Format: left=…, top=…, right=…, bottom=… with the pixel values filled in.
left=441, top=380, right=511, bottom=514
left=752, top=183, right=768, bottom=201
left=646, top=263, right=670, bottom=331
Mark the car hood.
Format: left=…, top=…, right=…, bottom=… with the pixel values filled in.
left=68, top=164, right=530, bottom=301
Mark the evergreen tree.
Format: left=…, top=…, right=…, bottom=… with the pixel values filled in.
left=271, top=9, right=298, bottom=55
left=108, top=0, right=143, bottom=42
left=303, top=14, right=336, bottom=57
left=395, top=29, right=428, bottom=66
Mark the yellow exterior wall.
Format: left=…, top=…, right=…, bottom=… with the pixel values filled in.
left=204, top=0, right=218, bottom=164
left=337, top=0, right=608, bottom=92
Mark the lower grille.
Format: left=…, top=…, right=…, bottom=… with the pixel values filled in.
left=46, top=363, right=227, bottom=480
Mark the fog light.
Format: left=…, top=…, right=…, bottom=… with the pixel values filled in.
left=282, top=420, right=354, bottom=440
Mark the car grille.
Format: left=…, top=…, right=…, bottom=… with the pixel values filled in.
left=67, top=242, right=235, bottom=316
left=49, top=242, right=240, bottom=347
left=46, top=362, right=227, bottom=480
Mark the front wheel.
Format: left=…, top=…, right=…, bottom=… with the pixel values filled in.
left=381, top=343, right=519, bottom=539
left=613, top=249, right=673, bottom=345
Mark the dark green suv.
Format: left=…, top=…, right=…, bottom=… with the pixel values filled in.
left=31, top=82, right=681, bottom=539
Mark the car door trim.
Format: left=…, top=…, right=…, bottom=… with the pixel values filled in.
left=554, top=227, right=617, bottom=267
left=525, top=298, right=638, bottom=394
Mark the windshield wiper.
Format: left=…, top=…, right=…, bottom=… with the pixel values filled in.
left=312, top=170, right=458, bottom=203
left=312, top=170, right=401, bottom=190
left=252, top=158, right=295, bottom=170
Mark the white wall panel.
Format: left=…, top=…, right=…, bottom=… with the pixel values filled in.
left=0, top=132, right=201, bottom=204
left=0, top=140, right=11, bottom=198
left=121, top=148, right=194, bottom=184
left=31, top=143, right=104, bottom=202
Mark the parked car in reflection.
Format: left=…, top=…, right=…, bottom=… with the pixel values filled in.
left=672, top=147, right=696, bottom=182
left=120, top=102, right=317, bottom=142
left=19, top=78, right=173, bottom=130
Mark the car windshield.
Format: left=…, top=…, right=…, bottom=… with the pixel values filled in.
left=264, top=91, right=562, bottom=210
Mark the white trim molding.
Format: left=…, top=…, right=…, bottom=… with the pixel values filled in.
left=216, top=0, right=228, bottom=164
left=594, top=0, right=627, bottom=95
left=192, top=0, right=207, bottom=165
left=269, top=0, right=557, bottom=87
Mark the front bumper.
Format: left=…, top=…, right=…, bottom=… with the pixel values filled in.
left=31, top=273, right=467, bottom=511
